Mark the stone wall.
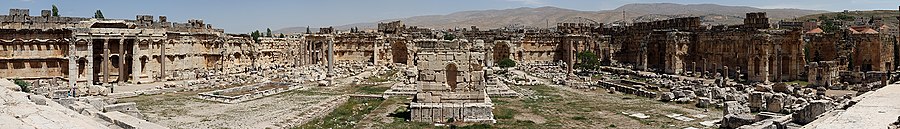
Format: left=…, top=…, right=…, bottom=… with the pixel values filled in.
left=850, top=33, right=894, bottom=72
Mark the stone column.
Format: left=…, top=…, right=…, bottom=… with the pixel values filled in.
left=692, top=62, right=696, bottom=76
left=327, top=38, right=334, bottom=77
left=132, top=37, right=140, bottom=84
left=118, top=38, right=125, bottom=87
left=724, top=66, right=729, bottom=85
left=67, top=38, right=76, bottom=96
left=703, top=59, right=707, bottom=78
left=373, top=39, right=379, bottom=65
left=86, top=38, right=94, bottom=86
left=160, top=40, right=166, bottom=82
left=103, top=38, right=110, bottom=86
left=712, top=63, right=717, bottom=79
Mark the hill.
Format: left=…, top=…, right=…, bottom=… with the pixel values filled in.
left=275, top=3, right=830, bottom=34
left=797, top=10, right=899, bottom=25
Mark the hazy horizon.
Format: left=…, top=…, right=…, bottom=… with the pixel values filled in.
left=3, top=0, right=897, bottom=33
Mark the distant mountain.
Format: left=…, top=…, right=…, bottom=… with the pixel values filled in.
left=272, top=26, right=314, bottom=35
left=797, top=10, right=899, bottom=27
left=275, top=3, right=830, bottom=34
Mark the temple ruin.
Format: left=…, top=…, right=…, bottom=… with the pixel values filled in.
left=1, top=5, right=900, bottom=129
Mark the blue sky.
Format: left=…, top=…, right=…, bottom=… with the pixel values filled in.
left=2, top=0, right=897, bottom=33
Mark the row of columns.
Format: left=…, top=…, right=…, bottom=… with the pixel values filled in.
left=101, top=38, right=126, bottom=92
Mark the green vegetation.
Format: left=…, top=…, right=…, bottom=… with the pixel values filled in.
left=819, top=16, right=840, bottom=33
left=833, top=14, right=855, bottom=21
left=355, top=85, right=389, bottom=94
left=13, top=79, right=30, bottom=93
left=295, top=98, right=384, bottom=129
left=575, top=51, right=600, bottom=70
left=93, top=10, right=104, bottom=19
left=279, top=33, right=285, bottom=38
left=250, top=30, right=262, bottom=43
left=452, top=124, right=492, bottom=129
left=367, top=69, right=398, bottom=82
left=51, top=5, right=59, bottom=17
left=804, top=43, right=811, bottom=63
left=784, top=80, right=810, bottom=87
left=306, top=26, right=311, bottom=34
left=266, top=28, right=273, bottom=37
left=497, top=58, right=516, bottom=68
left=572, top=116, right=587, bottom=120
left=494, top=107, right=517, bottom=119
left=443, top=33, right=455, bottom=40
left=800, top=10, right=900, bottom=33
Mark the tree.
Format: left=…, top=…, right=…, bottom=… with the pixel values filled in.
left=93, top=10, right=104, bottom=19
left=443, top=33, right=455, bottom=40
left=498, top=58, right=516, bottom=68
left=306, top=26, right=311, bottom=34
left=250, top=30, right=261, bottom=43
left=51, top=5, right=59, bottom=17
left=266, top=28, right=272, bottom=37
left=575, top=51, right=600, bottom=70
left=278, top=33, right=285, bottom=38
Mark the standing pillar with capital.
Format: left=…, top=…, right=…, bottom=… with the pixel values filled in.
left=118, top=38, right=125, bottom=89
left=103, top=38, right=110, bottom=87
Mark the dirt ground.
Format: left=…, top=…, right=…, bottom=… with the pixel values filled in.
left=492, top=84, right=722, bottom=129
left=353, top=83, right=722, bottom=129
left=121, top=68, right=722, bottom=129
left=119, top=87, right=342, bottom=129
left=119, top=70, right=377, bottom=129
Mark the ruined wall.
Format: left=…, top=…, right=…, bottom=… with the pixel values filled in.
left=0, top=29, right=70, bottom=79
left=850, top=33, right=895, bottom=72
left=808, top=61, right=840, bottom=87
left=304, top=34, right=331, bottom=65
left=413, top=39, right=485, bottom=91
left=645, top=31, right=692, bottom=74
left=258, top=37, right=305, bottom=68
left=804, top=33, right=841, bottom=63
left=334, top=33, right=379, bottom=63
left=519, top=32, right=562, bottom=64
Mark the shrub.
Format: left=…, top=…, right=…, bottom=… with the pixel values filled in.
left=498, top=58, right=516, bottom=68
left=13, top=79, right=30, bottom=93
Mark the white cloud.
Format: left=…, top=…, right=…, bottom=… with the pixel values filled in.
left=505, top=0, right=547, bottom=6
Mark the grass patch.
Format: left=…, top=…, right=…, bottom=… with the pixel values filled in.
left=367, top=69, right=399, bottom=82
left=494, top=107, right=517, bottom=119
left=453, top=124, right=492, bottom=129
left=295, top=98, right=384, bottom=129
left=355, top=85, right=390, bottom=94
left=572, top=116, right=587, bottom=120
left=784, top=80, right=810, bottom=87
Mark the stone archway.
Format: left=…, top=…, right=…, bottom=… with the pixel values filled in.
left=493, top=42, right=510, bottom=62
left=446, top=63, right=458, bottom=91
left=391, top=41, right=408, bottom=64
left=753, top=57, right=761, bottom=76
left=77, top=57, right=87, bottom=78
left=139, top=56, right=149, bottom=74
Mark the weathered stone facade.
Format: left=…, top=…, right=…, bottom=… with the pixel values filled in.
left=408, top=39, right=495, bottom=123
left=0, top=9, right=328, bottom=94
left=808, top=61, right=840, bottom=87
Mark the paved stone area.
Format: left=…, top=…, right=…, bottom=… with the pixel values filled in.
left=803, top=84, right=900, bottom=129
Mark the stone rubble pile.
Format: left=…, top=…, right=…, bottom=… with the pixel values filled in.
left=518, top=62, right=568, bottom=84
left=0, top=79, right=166, bottom=129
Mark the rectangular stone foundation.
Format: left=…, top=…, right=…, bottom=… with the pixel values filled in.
left=410, top=102, right=496, bottom=123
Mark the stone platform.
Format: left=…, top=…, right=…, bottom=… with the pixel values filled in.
left=802, top=84, right=900, bottom=129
